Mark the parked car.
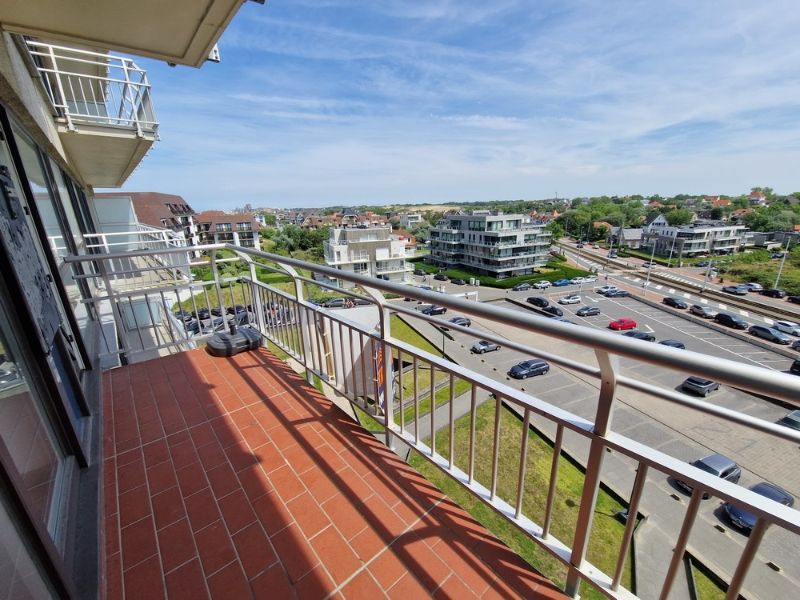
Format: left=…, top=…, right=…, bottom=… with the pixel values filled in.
left=622, top=330, right=655, bottom=342
left=471, top=340, right=500, bottom=354
left=714, top=312, right=748, bottom=329
left=760, top=288, right=787, bottom=298
left=558, top=295, right=581, bottom=305
left=583, top=275, right=598, bottom=283
left=722, top=285, right=749, bottom=296
left=723, top=482, right=794, bottom=532
left=771, top=252, right=786, bottom=259
left=659, top=339, right=686, bottom=349
left=608, top=251, right=618, bottom=258
left=609, top=318, right=637, bottom=330
left=642, top=261, right=657, bottom=268
left=533, top=280, right=552, bottom=289
left=576, top=306, right=600, bottom=317
left=690, top=304, right=717, bottom=318
left=526, top=296, right=550, bottom=308
left=681, top=376, right=720, bottom=396
left=676, top=454, right=741, bottom=498
left=605, top=290, right=631, bottom=298
left=593, top=244, right=600, bottom=249
left=512, top=282, right=531, bottom=291
left=451, top=278, right=467, bottom=285
left=174, top=310, right=194, bottom=324
left=662, top=297, right=688, bottom=309
left=414, top=268, right=426, bottom=276
left=696, top=261, right=710, bottom=267
left=434, top=273, right=449, bottom=281
left=542, top=305, right=564, bottom=317
left=789, top=296, right=800, bottom=305
left=596, top=285, right=617, bottom=295
left=508, top=359, right=550, bottom=379
left=323, top=298, right=347, bottom=308
left=773, top=321, right=800, bottom=336
left=446, top=316, right=471, bottom=328
left=421, top=305, right=447, bottom=315
left=791, top=359, right=800, bottom=375
left=749, top=325, right=791, bottom=345
left=779, top=409, right=800, bottom=430
left=744, top=282, right=764, bottom=291
left=570, top=276, right=587, bottom=284
left=552, top=279, right=572, bottom=287
left=792, top=340, right=800, bottom=351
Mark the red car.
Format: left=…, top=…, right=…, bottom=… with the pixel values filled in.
left=609, top=317, right=637, bottom=330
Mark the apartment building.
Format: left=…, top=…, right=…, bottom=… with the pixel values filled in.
left=323, top=226, right=411, bottom=288
left=93, top=191, right=199, bottom=244
left=644, top=214, right=747, bottom=257
left=195, top=210, right=262, bottom=249
left=429, top=211, right=551, bottom=277
left=398, top=212, right=423, bottom=228
left=0, top=2, right=256, bottom=597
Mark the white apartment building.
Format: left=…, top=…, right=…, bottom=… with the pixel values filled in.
left=644, top=214, right=747, bottom=257
left=324, top=226, right=411, bottom=288
left=399, top=212, right=423, bottom=228
left=429, top=211, right=551, bottom=277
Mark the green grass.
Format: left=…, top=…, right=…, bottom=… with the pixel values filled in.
left=408, top=401, right=633, bottom=599
left=691, top=563, right=726, bottom=600
left=412, top=260, right=592, bottom=289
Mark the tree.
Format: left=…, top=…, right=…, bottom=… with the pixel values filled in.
left=545, top=221, right=565, bottom=241
left=664, top=208, right=693, bottom=226
left=261, top=213, right=277, bottom=227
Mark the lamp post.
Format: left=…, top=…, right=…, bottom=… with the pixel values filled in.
left=666, top=234, right=678, bottom=268
left=643, top=234, right=658, bottom=296
left=774, top=238, right=791, bottom=289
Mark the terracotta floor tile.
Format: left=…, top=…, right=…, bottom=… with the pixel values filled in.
left=237, top=464, right=272, bottom=502
left=165, top=558, right=208, bottom=599
left=142, top=439, right=171, bottom=469
left=253, top=491, right=294, bottom=537
left=251, top=563, right=293, bottom=600
left=294, top=564, right=337, bottom=600
left=207, top=560, right=251, bottom=600
left=195, top=520, right=237, bottom=577
left=117, top=457, right=146, bottom=494
left=175, top=461, right=208, bottom=498
left=270, top=523, right=319, bottom=583
left=287, top=493, right=330, bottom=539
left=122, top=554, right=165, bottom=600
left=120, top=517, right=158, bottom=571
left=321, top=494, right=369, bottom=541
left=341, top=569, right=384, bottom=598
left=118, top=484, right=151, bottom=528
left=367, top=548, right=407, bottom=592
left=217, top=489, right=257, bottom=535
left=433, top=573, right=479, bottom=599
left=147, top=460, right=178, bottom=496
left=308, top=525, right=361, bottom=585
left=387, top=572, right=429, bottom=598
left=151, top=486, right=185, bottom=531
left=157, top=517, right=196, bottom=573
left=231, top=522, right=277, bottom=580
left=206, top=462, right=240, bottom=499
left=184, top=487, right=221, bottom=533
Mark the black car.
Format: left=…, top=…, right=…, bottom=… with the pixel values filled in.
left=791, top=359, right=800, bottom=375
left=512, top=282, right=532, bottom=291
left=779, top=409, right=800, bottom=430
left=681, top=376, right=720, bottom=396
left=622, top=330, right=655, bottom=342
left=748, top=325, right=791, bottom=345
left=576, top=306, right=600, bottom=317
left=450, top=278, right=467, bottom=285
left=433, top=273, right=449, bottom=281
left=714, top=312, right=748, bottom=329
left=659, top=339, right=686, bottom=349
left=605, top=290, right=630, bottom=298
left=662, top=297, right=688, bottom=309
left=760, top=288, right=787, bottom=298
left=421, top=305, right=447, bottom=315
left=676, top=454, right=741, bottom=499
left=174, top=310, right=194, bottom=324
left=526, top=296, right=549, bottom=308
left=789, top=296, right=800, bottom=305
left=446, top=316, right=471, bottom=328
left=723, top=482, right=794, bottom=532
left=413, top=268, right=426, bottom=276
left=542, top=305, right=563, bottom=317
left=508, top=359, right=550, bottom=379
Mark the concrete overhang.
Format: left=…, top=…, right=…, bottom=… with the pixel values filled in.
left=0, top=0, right=257, bottom=67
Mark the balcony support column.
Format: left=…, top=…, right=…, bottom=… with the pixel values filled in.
left=565, top=350, right=618, bottom=598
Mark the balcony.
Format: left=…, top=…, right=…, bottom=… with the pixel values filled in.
left=65, top=244, right=800, bottom=599
left=25, top=40, right=158, bottom=187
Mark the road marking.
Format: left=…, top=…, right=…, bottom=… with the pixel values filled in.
left=643, top=325, right=654, bottom=333
left=700, top=299, right=709, bottom=304
left=655, top=285, right=663, bottom=290
left=719, top=304, right=727, bottom=310
left=668, top=288, right=675, bottom=294
left=764, top=318, right=774, bottom=325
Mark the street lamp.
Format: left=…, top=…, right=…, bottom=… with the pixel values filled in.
left=666, top=235, right=678, bottom=268
left=774, top=238, right=791, bottom=289
left=643, top=235, right=658, bottom=295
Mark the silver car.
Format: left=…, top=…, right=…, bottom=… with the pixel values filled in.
left=689, top=304, right=717, bottom=318
left=558, top=295, right=581, bottom=305
left=774, top=320, right=800, bottom=336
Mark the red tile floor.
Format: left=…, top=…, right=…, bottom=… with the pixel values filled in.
left=101, top=348, right=566, bottom=599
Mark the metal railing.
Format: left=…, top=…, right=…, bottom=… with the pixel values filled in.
left=25, top=40, right=158, bottom=136
left=63, top=243, right=800, bottom=600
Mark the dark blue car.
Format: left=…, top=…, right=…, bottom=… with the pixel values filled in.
left=508, top=359, right=550, bottom=379
left=723, top=482, right=794, bottom=532
left=552, top=279, right=572, bottom=287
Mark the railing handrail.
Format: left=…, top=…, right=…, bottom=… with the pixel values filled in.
left=64, top=243, right=800, bottom=407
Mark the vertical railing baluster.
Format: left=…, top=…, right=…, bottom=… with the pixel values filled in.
left=542, top=424, right=564, bottom=539
left=398, top=350, right=405, bottom=433
left=429, top=363, right=436, bottom=455
left=413, top=356, right=420, bottom=445
left=490, top=395, right=502, bottom=500
left=725, top=518, right=768, bottom=600
left=468, top=385, right=477, bottom=484
left=611, top=463, right=649, bottom=590
left=660, top=489, right=703, bottom=600
left=448, top=373, right=455, bottom=469
left=514, top=408, right=532, bottom=519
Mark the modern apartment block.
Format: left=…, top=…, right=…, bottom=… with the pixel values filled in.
left=323, top=226, right=411, bottom=288
left=93, top=192, right=200, bottom=245
left=644, top=214, right=747, bottom=257
left=429, top=211, right=551, bottom=277
left=195, top=210, right=262, bottom=249
left=398, top=212, right=423, bottom=228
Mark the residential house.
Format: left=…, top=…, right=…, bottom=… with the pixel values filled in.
left=323, top=226, right=411, bottom=288
left=399, top=212, right=423, bottom=229
left=607, top=227, right=643, bottom=249
left=92, top=191, right=199, bottom=245
left=196, top=210, right=261, bottom=249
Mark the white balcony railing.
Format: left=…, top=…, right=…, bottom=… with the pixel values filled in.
left=63, top=244, right=800, bottom=600
left=25, top=40, right=158, bottom=136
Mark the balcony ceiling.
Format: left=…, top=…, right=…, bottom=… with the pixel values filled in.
left=0, top=0, right=250, bottom=67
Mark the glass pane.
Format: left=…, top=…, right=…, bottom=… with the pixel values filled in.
left=0, top=320, right=64, bottom=536
left=0, top=501, right=55, bottom=599
left=48, top=159, right=83, bottom=254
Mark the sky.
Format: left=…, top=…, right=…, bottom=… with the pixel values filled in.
left=114, top=0, right=800, bottom=210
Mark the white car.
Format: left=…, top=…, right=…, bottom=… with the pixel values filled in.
left=583, top=276, right=598, bottom=283
left=533, top=280, right=552, bottom=289
left=744, top=282, right=764, bottom=291
left=597, top=285, right=618, bottom=295
left=774, top=320, right=800, bottom=336
left=559, top=295, right=581, bottom=305
left=570, top=277, right=587, bottom=284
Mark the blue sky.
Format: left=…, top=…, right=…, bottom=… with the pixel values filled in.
left=116, top=1, right=800, bottom=210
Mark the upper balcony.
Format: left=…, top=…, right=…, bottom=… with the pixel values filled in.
left=25, top=40, right=158, bottom=187
left=65, top=242, right=800, bottom=600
